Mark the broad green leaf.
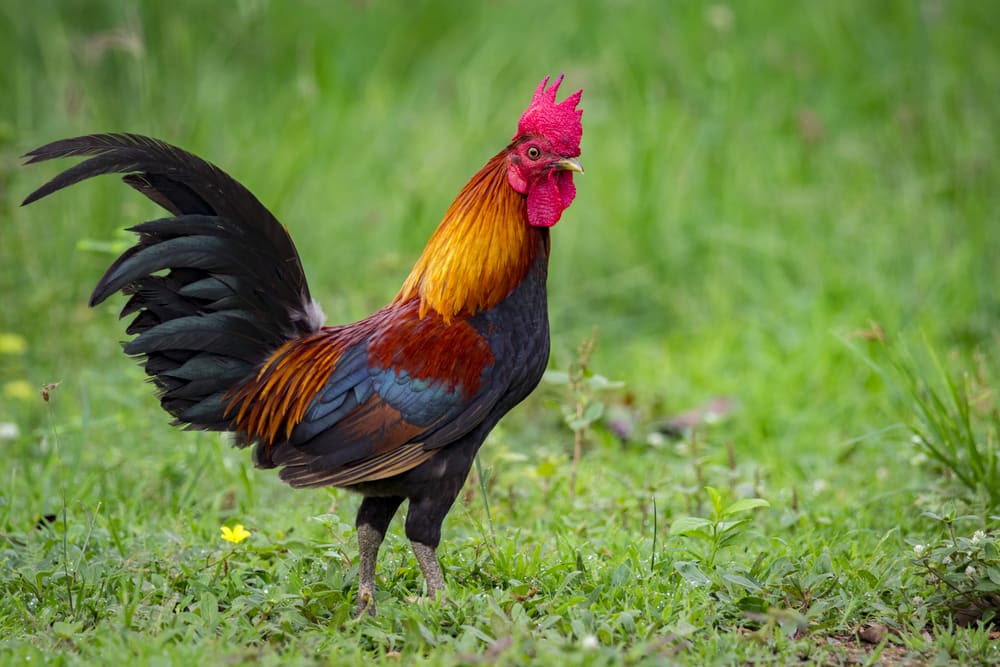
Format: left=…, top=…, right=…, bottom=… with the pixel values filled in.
left=716, top=519, right=751, bottom=533
left=737, top=596, right=768, bottom=614
left=669, top=516, right=713, bottom=536
left=675, top=561, right=710, bottom=586
left=543, top=370, right=570, bottom=386
left=721, top=498, right=771, bottom=516
left=722, top=572, right=762, bottom=592
left=855, top=568, right=880, bottom=587
left=582, top=401, right=604, bottom=423
left=974, top=579, right=1000, bottom=593
left=587, top=374, right=625, bottom=391
left=718, top=526, right=753, bottom=548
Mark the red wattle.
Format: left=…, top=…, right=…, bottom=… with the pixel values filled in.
left=526, top=171, right=576, bottom=228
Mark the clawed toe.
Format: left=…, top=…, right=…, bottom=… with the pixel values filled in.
left=354, top=589, right=377, bottom=618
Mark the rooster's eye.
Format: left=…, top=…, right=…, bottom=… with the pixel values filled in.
left=526, top=146, right=540, bottom=160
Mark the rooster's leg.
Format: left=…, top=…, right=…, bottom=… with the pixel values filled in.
left=406, top=493, right=458, bottom=599
left=410, top=541, right=445, bottom=597
left=355, top=495, right=404, bottom=618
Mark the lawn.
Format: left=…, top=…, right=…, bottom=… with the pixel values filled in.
left=2, top=1, right=999, bottom=664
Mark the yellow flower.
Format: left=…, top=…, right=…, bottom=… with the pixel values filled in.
left=3, top=380, right=34, bottom=401
left=0, top=333, right=27, bottom=355
left=220, top=524, right=251, bottom=544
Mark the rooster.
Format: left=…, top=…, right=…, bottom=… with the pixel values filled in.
left=22, top=75, right=583, bottom=616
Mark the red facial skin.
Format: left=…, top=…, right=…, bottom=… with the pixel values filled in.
left=506, top=137, right=578, bottom=228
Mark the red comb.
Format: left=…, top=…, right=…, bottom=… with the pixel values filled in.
left=514, top=74, right=583, bottom=157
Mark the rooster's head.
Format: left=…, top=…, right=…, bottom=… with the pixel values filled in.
left=506, top=75, right=583, bottom=228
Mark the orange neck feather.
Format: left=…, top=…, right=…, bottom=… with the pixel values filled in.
left=394, top=150, right=539, bottom=321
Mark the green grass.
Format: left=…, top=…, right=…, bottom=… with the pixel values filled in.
left=2, top=0, right=999, bottom=664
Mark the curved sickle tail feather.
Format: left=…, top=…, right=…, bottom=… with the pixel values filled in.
left=22, top=133, right=324, bottom=431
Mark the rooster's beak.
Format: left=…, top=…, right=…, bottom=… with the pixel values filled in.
left=555, top=157, right=584, bottom=174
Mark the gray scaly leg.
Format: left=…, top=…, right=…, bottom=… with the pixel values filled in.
left=354, top=495, right=404, bottom=618
left=406, top=492, right=462, bottom=601
left=355, top=523, right=383, bottom=617
left=410, top=541, right=445, bottom=599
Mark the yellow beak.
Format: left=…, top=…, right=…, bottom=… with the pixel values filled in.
left=555, top=157, right=584, bottom=174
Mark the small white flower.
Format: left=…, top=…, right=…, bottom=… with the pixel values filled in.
left=581, top=635, right=599, bottom=651
left=943, top=555, right=953, bottom=565
left=910, top=434, right=922, bottom=445
left=913, top=544, right=925, bottom=555
left=0, top=422, right=19, bottom=441
left=912, top=596, right=924, bottom=606
left=972, top=530, right=986, bottom=545
left=646, top=431, right=665, bottom=447
left=966, top=565, right=977, bottom=578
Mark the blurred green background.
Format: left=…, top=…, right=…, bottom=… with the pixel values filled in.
left=4, top=1, right=997, bottom=462
left=1, top=1, right=999, bottom=662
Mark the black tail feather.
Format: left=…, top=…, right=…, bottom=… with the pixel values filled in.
left=23, top=134, right=326, bottom=431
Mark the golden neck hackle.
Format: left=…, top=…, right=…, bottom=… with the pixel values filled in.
left=395, top=152, right=537, bottom=321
